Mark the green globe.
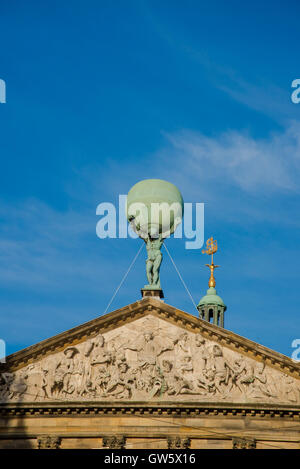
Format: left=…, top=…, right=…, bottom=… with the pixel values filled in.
left=126, top=179, right=184, bottom=239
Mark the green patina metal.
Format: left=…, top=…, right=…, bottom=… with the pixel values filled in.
left=126, top=179, right=184, bottom=292
left=127, top=179, right=184, bottom=218
left=197, top=287, right=226, bottom=309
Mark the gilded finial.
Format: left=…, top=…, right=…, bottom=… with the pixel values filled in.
left=202, top=237, right=219, bottom=288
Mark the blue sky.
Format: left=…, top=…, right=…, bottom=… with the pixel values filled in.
left=0, top=0, right=299, bottom=357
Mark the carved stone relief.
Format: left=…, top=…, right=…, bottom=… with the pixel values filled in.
left=167, top=437, right=191, bottom=449
left=232, top=438, right=256, bottom=449
left=1, top=316, right=299, bottom=404
left=37, top=436, right=61, bottom=449
left=102, top=436, right=126, bottom=449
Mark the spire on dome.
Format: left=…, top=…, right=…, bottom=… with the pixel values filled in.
left=198, top=237, right=226, bottom=328
left=202, top=237, right=219, bottom=288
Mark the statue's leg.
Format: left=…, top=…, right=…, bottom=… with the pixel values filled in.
left=146, top=260, right=153, bottom=285
left=152, top=252, right=162, bottom=286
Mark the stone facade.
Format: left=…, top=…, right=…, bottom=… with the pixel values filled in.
left=0, top=297, right=299, bottom=449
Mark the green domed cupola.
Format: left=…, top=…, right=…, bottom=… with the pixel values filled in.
left=197, top=237, right=227, bottom=328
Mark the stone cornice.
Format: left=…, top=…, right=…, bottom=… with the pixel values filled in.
left=0, top=401, right=299, bottom=418
left=1, top=297, right=300, bottom=379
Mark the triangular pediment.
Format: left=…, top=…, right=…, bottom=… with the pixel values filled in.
left=1, top=298, right=299, bottom=406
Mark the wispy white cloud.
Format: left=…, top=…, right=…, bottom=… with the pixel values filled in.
left=218, top=78, right=299, bottom=122
left=185, top=49, right=299, bottom=123
left=0, top=198, right=135, bottom=292
left=159, top=121, right=300, bottom=195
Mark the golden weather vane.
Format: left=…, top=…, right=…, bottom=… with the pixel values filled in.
left=202, top=237, right=219, bottom=288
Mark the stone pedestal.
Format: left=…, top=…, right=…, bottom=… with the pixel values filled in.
left=141, top=288, right=164, bottom=299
